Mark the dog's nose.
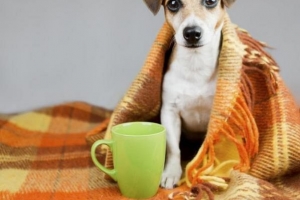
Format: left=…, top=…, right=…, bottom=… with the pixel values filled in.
left=183, top=26, right=202, bottom=44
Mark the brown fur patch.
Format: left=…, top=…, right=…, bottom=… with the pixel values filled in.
left=222, top=0, right=236, bottom=8
left=144, top=0, right=163, bottom=15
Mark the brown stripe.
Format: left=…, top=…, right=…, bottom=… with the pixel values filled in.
left=0, top=143, right=89, bottom=156
left=0, top=143, right=106, bottom=170
left=1, top=151, right=105, bottom=170
left=0, top=143, right=37, bottom=156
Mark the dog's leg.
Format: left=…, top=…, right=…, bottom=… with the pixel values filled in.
left=160, top=105, right=182, bottom=189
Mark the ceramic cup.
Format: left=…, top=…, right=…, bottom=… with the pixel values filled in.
left=91, top=122, right=166, bottom=199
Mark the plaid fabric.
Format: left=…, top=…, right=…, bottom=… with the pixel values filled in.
left=0, top=102, right=186, bottom=199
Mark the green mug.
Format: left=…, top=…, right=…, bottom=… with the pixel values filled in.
left=91, top=122, right=166, bottom=199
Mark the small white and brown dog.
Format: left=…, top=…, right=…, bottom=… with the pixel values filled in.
left=144, top=0, right=235, bottom=189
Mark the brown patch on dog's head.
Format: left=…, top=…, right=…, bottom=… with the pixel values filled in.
left=144, top=0, right=163, bottom=15
left=222, top=0, right=236, bottom=8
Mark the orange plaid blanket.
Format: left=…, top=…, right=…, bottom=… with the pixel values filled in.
left=2, top=14, right=300, bottom=200
left=0, top=102, right=188, bottom=199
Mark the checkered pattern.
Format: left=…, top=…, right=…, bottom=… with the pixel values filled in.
left=0, top=102, right=186, bottom=199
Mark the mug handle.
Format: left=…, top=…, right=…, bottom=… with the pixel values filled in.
left=91, top=140, right=117, bottom=181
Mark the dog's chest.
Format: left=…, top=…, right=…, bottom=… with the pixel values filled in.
left=177, top=79, right=215, bottom=133
left=163, top=48, right=218, bottom=133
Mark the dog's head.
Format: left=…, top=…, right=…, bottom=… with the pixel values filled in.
left=144, top=0, right=236, bottom=48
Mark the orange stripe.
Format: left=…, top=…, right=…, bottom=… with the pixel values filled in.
left=0, top=126, right=88, bottom=147
left=6, top=185, right=189, bottom=200
left=0, top=127, right=43, bottom=147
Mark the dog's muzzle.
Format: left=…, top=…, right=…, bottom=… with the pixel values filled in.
left=183, top=26, right=202, bottom=47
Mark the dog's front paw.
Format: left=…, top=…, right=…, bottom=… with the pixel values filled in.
left=160, top=162, right=182, bottom=189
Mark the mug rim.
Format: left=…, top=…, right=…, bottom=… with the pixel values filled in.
left=111, top=122, right=165, bottom=137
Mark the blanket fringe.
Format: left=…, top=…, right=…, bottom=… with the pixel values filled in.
left=185, top=94, right=259, bottom=189
left=238, top=27, right=280, bottom=94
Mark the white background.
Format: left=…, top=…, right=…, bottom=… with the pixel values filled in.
left=0, top=0, right=299, bottom=113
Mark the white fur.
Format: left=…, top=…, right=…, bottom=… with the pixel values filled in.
left=160, top=12, right=223, bottom=189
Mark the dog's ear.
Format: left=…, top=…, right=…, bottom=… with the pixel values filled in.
left=143, top=0, right=163, bottom=15
left=222, top=0, right=236, bottom=7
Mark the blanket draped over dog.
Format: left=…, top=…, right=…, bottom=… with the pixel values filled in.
left=94, top=13, right=300, bottom=199
left=1, top=14, right=300, bottom=199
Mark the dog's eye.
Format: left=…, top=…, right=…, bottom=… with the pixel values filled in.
left=203, top=0, right=218, bottom=8
left=167, top=0, right=182, bottom=12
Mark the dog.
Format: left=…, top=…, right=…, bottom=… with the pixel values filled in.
left=144, top=0, right=236, bottom=189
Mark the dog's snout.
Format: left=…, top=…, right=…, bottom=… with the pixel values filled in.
left=183, top=26, right=202, bottom=44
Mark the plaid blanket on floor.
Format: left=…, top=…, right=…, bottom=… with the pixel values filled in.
left=0, top=102, right=186, bottom=200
